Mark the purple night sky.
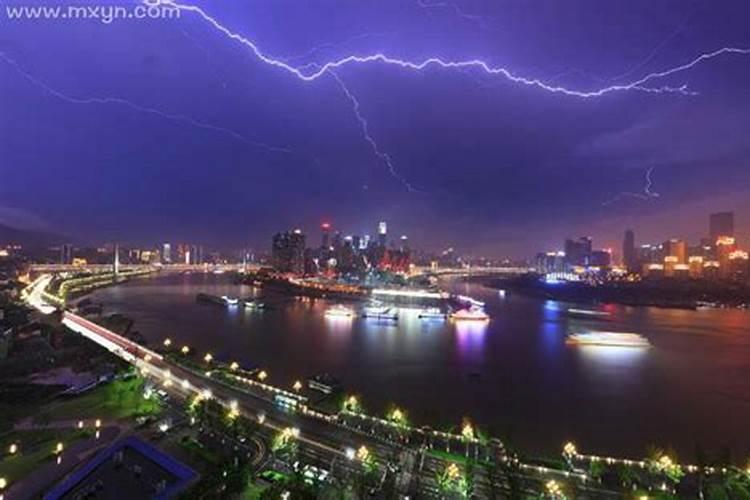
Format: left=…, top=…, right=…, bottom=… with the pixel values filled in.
left=1, top=0, right=750, bottom=256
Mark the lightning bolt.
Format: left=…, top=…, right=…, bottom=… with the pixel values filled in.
left=329, top=70, right=419, bottom=192
left=602, top=166, right=661, bottom=206
left=160, top=0, right=750, bottom=98
left=0, top=51, right=291, bottom=155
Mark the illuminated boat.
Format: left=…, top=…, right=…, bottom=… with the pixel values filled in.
left=566, top=308, right=611, bottom=318
left=362, top=305, right=398, bottom=320
left=325, top=305, right=355, bottom=318
left=566, top=331, right=650, bottom=348
left=450, top=306, right=490, bottom=321
left=243, top=300, right=267, bottom=310
left=418, top=307, right=447, bottom=320
left=221, top=295, right=239, bottom=306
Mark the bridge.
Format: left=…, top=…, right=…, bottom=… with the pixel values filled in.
left=29, top=262, right=258, bottom=274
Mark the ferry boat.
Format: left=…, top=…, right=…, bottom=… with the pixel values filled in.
left=325, top=305, right=355, bottom=318
left=450, top=306, right=490, bottom=321
left=566, top=331, right=651, bottom=348
left=307, top=373, right=341, bottom=394
left=221, top=295, right=239, bottom=306
left=243, top=300, right=267, bottom=310
left=418, top=307, right=447, bottom=320
left=361, top=305, right=399, bottom=320
left=566, top=308, right=611, bottom=318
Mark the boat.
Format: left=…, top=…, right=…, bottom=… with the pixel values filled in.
left=450, top=306, right=490, bottom=321
left=325, top=305, right=355, bottom=318
left=243, top=300, right=267, bottom=310
left=566, top=331, right=651, bottom=348
left=307, top=373, right=341, bottom=394
left=221, top=295, right=239, bottom=306
left=566, top=308, right=611, bottom=318
left=695, top=301, right=720, bottom=310
left=361, top=305, right=399, bottom=320
left=418, top=307, right=447, bottom=320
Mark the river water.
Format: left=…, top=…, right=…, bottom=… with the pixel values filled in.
left=89, top=273, right=750, bottom=460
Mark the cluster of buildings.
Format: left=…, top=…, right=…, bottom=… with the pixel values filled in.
left=536, top=211, right=749, bottom=282
left=55, top=242, right=214, bottom=266
left=271, top=221, right=412, bottom=276
left=628, top=212, right=748, bottom=280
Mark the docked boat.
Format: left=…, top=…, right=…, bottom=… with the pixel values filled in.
left=325, top=305, right=355, bottom=318
left=566, top=308, right=611, bottom=318
left=450, top=306, right=490, bottom=321
left=418, top=307, right=447, bottom=320
left=362, top=305, right=399, bottom=320
left=566, top=331, right=651, bottom=348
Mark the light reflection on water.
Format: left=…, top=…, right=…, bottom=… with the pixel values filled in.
left=89, top=273, right=750, bottom=458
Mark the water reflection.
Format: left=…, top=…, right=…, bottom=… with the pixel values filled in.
left=577, top=345, right=648, bottom=368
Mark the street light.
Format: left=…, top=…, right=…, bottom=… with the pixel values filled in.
left=8, top=443, right=17, bottom=455
left=55, top=442, right=64, bottom=454
left=163, top=338, right=172, bottom=347
left=77, top=420, right=84, bottom=429
left=292, top=380, right=303, bottom=392
left=356, top=446, right=370, bottom=462
left=181, top=345, right=190, bottom=355
left=563, top=442, right=577, bottom=457
left=257, top=370, right=268, bottom=381
left=95, top=419, right=101, bottom=429
left=461, top=420, right=475, bottom=441
left=204, top=353, right=213, bottom=363
left=345, top=447, right=355, bottom=460
left=230, top=361, right=239, bottom=371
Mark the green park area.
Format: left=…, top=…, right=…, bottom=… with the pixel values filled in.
left=38, top=376, right=161, bottom=422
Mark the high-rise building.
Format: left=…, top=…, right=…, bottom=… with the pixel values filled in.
left=162, top=243, right=172, bottom=264
left=623, top=229, right=637, bottom=272
left=663, top=239, right=687, bottom=264
left=321, top=222, right=331, bottom=249
left=60, top=243, right=74, bottom=265
left=710, top=212, right=734, bottom=242
left=564, top=237, right=592, bottom=267
left=272, top=229, right=306, bottom=274
left=378, top=221, right=387, bottom=247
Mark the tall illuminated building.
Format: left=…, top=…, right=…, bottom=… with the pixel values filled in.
left=709, top=212, right=734, bottom=241
left=60, top=243, right=73, bottom=265
left=162, top=243, right=171, bottom=264
left=321, top=222, right=331, bottom=249
left=663, top=239, right=687, bottom=264
left=272, top=229, right=306, bottom=275
left=378, top=221, right=387, bottom=247
left=623, top=229, right=637, bottom=272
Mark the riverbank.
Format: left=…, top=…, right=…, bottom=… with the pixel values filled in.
left=475, top=274, right=750, bottom=310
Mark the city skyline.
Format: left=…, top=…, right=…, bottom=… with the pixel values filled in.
left=2, top=1, right=750, bottom=256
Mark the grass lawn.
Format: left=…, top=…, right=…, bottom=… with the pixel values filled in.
left=41, top=376, right=161, bottom=422
left=240, top=482, right=268, bottom=499
left=0, top=428, right=91, bottom=483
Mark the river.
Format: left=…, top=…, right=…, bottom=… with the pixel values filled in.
left=89, top=273, right=750, bottom=461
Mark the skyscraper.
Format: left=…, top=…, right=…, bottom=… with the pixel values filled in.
left=272, top=229, right=306, bottom=274
left=60, top=243, right=73, bottom=265
left=162, top=243, right=172, bottom=264
left=709, top=212, right=734, bottom=242
left=321, top=222, right=331, bottom=249
left=663, top=239, right=687, bottom=264
left=623, top=229, right=637, bottom=272
left=378, top=221, right=387, bottom=247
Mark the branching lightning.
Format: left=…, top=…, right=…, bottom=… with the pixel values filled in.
left=0, top=51, right=291, bottom=154
left=328, top=70, right=419, bottom=192
left=602, top=167, right=661, bottom=206
left=161, top=0, right=750, bottom=98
